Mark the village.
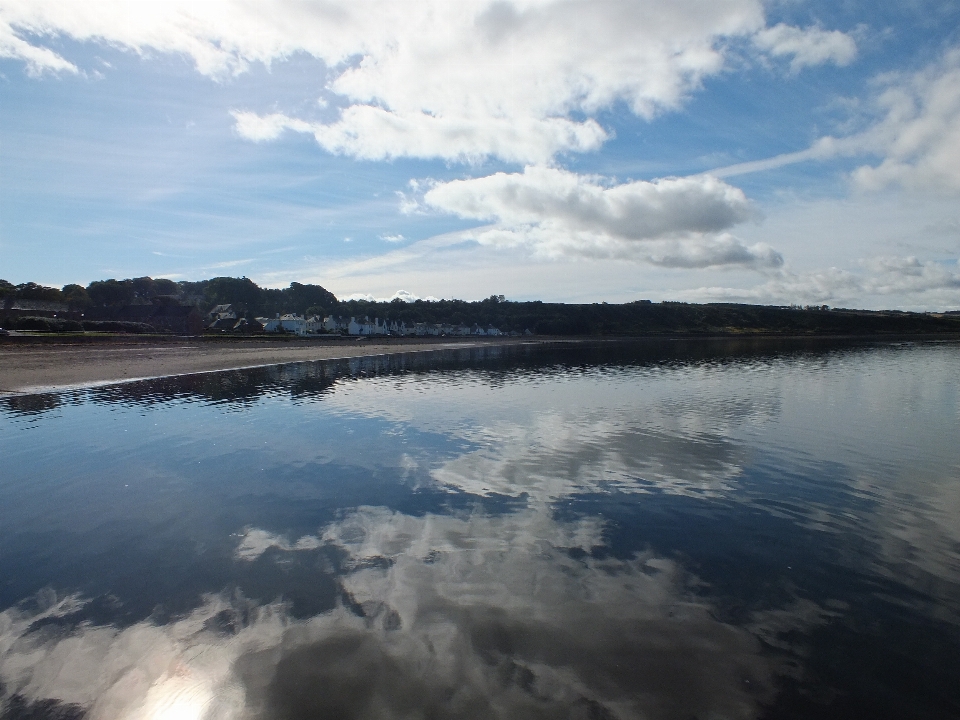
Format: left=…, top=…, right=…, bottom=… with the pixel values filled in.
left=0, top=295, right=518, bottom=337
left=206, top=304, right=515, bottom=337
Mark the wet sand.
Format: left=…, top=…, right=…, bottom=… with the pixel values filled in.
left=0, top=336, right=531, bottom=395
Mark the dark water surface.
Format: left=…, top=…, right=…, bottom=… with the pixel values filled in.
left=1, top=338, right=959, bottom=720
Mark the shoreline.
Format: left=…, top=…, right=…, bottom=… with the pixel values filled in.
left=0, top=336, right=533, bottom=396
left=2, top=332, right=958, bottom=396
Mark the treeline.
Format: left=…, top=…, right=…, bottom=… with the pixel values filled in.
left=341, top=297, right=960, bottom=335
left=0, top=276, right=337, bottom=318
left=2, top=276, right=959, bottom=336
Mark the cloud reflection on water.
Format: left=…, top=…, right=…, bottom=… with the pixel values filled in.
left=432, top=415, right=746, bottom=499
left=1, top=505, right=784, bottom=720
left=2, top=340, right=960, bottom=718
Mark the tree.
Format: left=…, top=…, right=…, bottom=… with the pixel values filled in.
left=204, top=276, right=262, bottom=313
left=131, top=276, right=157, bottom=300
left=61, top=284, right=92, bottom=309
left=129, top=276, right=181, bottom=301
left=285, top=282, right=338, bottom=315
left=153, top=278, right=180, bottom=296
left=87, top=279, right=135, bottom=307
left=15, top=282, right=63, bottom=302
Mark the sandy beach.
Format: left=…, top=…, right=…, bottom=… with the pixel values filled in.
left=0, top=336, right=530, bottom=395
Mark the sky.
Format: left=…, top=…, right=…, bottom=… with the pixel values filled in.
left=1, top=0, right=959, bottom=309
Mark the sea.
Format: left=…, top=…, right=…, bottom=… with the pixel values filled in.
left=1, top=338, right=958, bottom=720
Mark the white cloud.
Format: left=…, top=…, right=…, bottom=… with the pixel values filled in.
left=229, top=110, right=312, bottom=142
left=682, top=255, right=960, bottom=308
left=424, top=167, right=751, bottom=235
left=861, top=255, right=960, bottom=295
left=851, top=49, right=960, bottom=192
left=232, top=108, right=607, bottom=163
left=713, top=47, right=960, bottom=195
left=0, top=20, right=77, bottom=75
left=753, top=23, right=857, bottom=72
left=339, top=289, right=436, bottom=303
left=379, top=234, right=405, bottom=243
left=0, top=1, right=853, bottom=164
left=421, top=166, right=778, bottom=268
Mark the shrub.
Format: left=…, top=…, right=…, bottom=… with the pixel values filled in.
left=81, top=320, right=155, bottom=333
left=10, top=316, right=83, bottom=332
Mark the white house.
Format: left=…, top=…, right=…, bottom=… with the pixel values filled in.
left=263, top=314, right=309, bottom=335
left=323, top=315, right=349, bottom=333
left=347, top=316, right=388, bottom=335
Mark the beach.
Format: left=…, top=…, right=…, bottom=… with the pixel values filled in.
left=0, top=335, right=530, bottom=395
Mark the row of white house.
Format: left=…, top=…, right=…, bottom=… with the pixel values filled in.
left=258, top=314, right=506, bottom=337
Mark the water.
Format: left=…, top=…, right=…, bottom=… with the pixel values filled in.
left=1, top=338, right=958, bottom=720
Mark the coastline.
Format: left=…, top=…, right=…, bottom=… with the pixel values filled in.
left=0, top=336, right=532, bottom=396
left=2, top=332, right=958, bottom=396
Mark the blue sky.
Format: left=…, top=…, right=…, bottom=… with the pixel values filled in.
left=2, top=0, right=959, bottom=309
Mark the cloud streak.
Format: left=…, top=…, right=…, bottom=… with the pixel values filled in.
left=713, top=46, right=960, bottom=195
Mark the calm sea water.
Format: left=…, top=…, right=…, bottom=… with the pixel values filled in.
left=1, top=338, right=959, bottom=720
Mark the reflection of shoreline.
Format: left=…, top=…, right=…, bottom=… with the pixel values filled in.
left=0, top=344, right=533, bottom=415
left=3, top=334, right=957, bottom=397
left=3, top=335, right=951, bottom=417
left=0, top=337, right=531, bottom=396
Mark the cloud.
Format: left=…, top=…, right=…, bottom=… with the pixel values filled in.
left=422, top=166, right=777, bottom=268
left=0, top=20, right=77, bottom=75
left=681, top=255, right=960, bottom=307
left=379, top=234, right=405, bottom=243
left=424, top=167, right=752, bottom=235
left=207, top=258, right=252, bottom=269
left=232, top=109, right=608, bottom=163
left=1, top=1, right=852, bottom=164
left=861, top=255, right=960, bottom=295
left=641, top=234, right=783, bottom=269
left=229, top=110, right=313, bottom=142
left=339, top=289, right=437, bottom=303
left=710, top=135, right=855, bottom=178
left=851, top=49, right=960, bottom=192
left=753, top=23, right=857, bottom=72
left=713, top=46, right=960, bottom=194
